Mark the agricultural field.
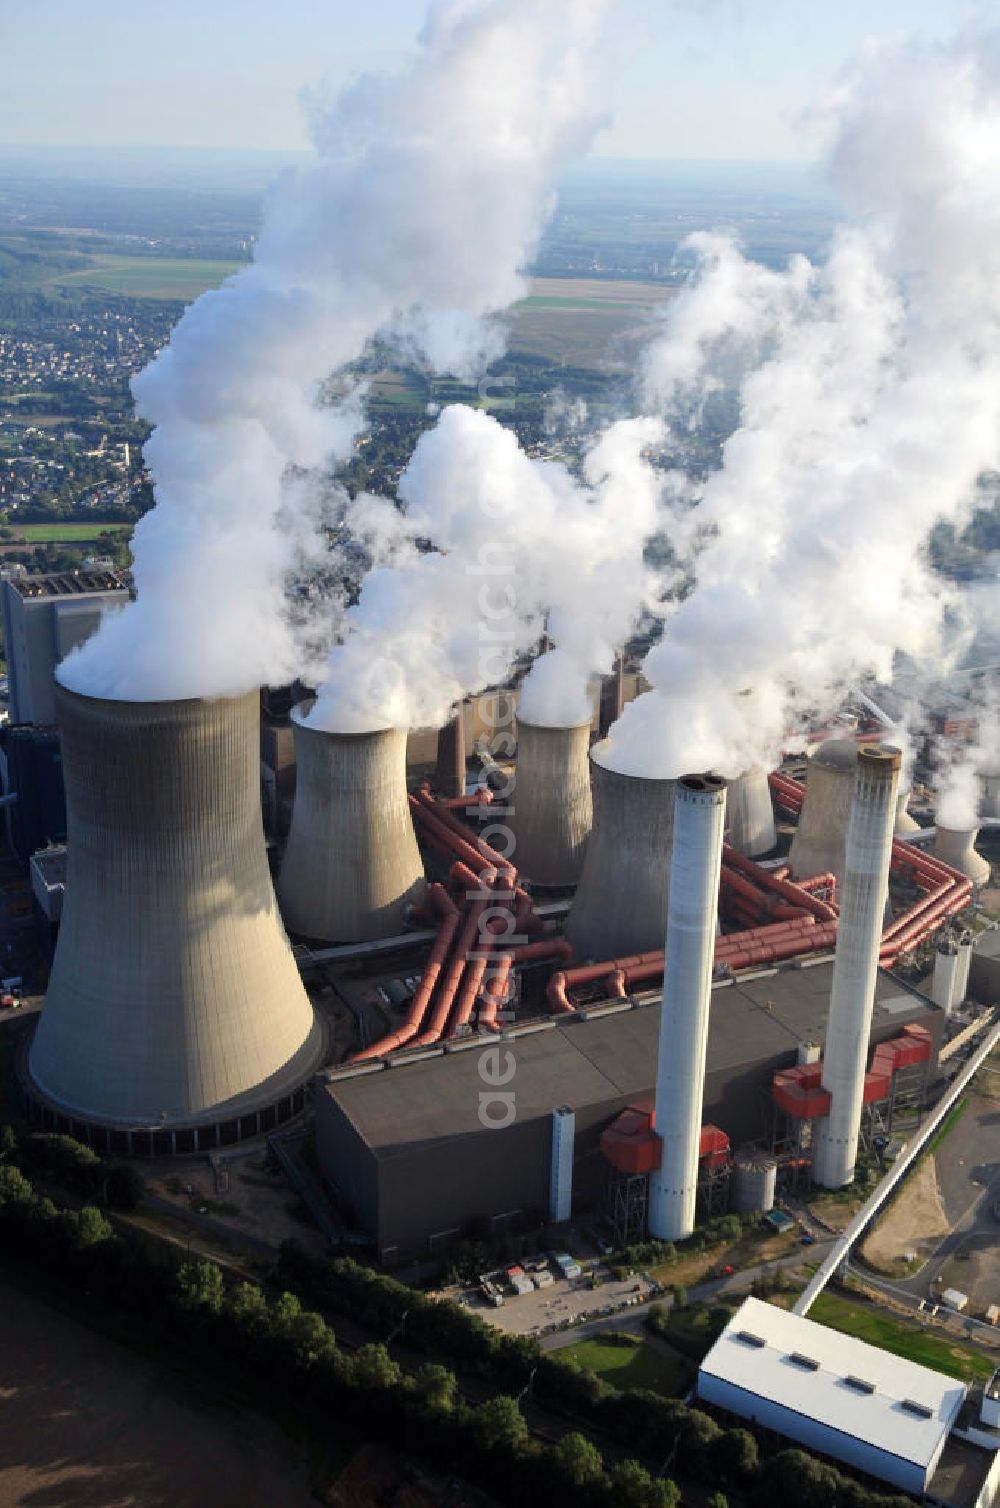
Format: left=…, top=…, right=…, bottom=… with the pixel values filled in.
left=504, top=276, right=674, bottom=367
left=52, top=254, right=243, bottom=300
left=12, top=522, right=131, bottom=543
left=809, top=1290, right=995, bottom=1383
left=561, top=1332, right=690, bottom=1395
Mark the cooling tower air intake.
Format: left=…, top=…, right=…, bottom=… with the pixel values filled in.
left=28, top=686, right=324, bottom=1151
left=566, top=743, right=675, bottom=960
left=509, top=715, right=593, bottom=887
left=278, top=704, right=426, bottom=943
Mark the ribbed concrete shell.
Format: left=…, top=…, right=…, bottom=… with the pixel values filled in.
left=813, top=746, right=900, bottom=1189
left=509, top=717, right=593, bottom=887
left=980, top=773, right=1000, bottom=821
left=726, top=766, right=776, bottom=857
left=932, top=825, right=991, bottom=886
left=894, top=787, right=920, bottom=836
left=28, top=687, right=324, bottom=1138
left=789, top=738, right=858, bottom=888
left=279, top=707, right=425, bottom=942
left=566, top=744, right=675, bottom=960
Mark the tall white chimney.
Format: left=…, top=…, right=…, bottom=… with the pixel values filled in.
left=812, top=746, right=901, bottom=1190
left=648, top=773, right=727, bottom=1241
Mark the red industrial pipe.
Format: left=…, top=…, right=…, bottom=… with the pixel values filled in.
left=414, top=789, right=517, bottom=885
left=447, top=877, right=507, bottom=1039
left=349, top=884, right=461, bottom=1061
left=723, top=843, right=837, bottom=922
left=478, top=953, right=513, bottom=1031
left=410, top=867, right=498, bottom=1047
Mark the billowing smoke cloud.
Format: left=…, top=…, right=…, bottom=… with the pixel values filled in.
left=60, top=0, right=610, bottom=702
left=936, top=695, right=1000, bottom=830
left=600, top=29, right=1000, bottom=779
left=306, top=404, right=664, bottom=731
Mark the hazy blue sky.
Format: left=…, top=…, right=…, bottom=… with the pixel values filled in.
left=2, top=0, right=985, bottom=160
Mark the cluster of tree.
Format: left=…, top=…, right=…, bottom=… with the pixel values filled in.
left=1, top=1126, right=143, bottom=1210
left=273, top=1248, right=914, bottom=1508
left=0, top=1162, right=680, bottom=1508
left=608, top=1211, right=748, bottom=1278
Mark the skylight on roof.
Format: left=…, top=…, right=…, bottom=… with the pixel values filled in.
left=843, top=1375, right=876, bottom=1395
left=901, top=1399, right=933, bottom=1419
left=788, top=1352, right=820, bottom=1371
left=735, top=1330, right=766, bottom=1348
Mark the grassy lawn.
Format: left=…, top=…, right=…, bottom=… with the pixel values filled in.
left=13, top=522, right=131, bottom=543
left=562, top=1333, right=690, bottom=1396
left=810, top=1291, right=996, bottom=1383
left=53, top=255, right=244, bottom=300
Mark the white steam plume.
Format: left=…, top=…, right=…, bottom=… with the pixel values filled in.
left=600, top=30, right=1000, bottom=779
left=937, top=694, right=1000, bottom=830
left=306, top=404, right=664, bottom=732
left=59, top=0, right=610, bottom=702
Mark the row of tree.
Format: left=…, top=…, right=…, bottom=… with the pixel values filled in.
left=274, top=1246, right=915, bottom=1508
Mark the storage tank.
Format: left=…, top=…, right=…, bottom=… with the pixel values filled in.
left=726, top=766, right=776, bottom=857
left=933, top=825, right=991, bottom=886
left=28, top=685, right=324, bottom=1148
left=566, top=743, right=675, bottom=959
left=789, top=738, right=858, bottom=889
left=509, top=716, right=593, bottom=888
left=731, top=1151, right=778, bottom=1215
left=279, top=704, right=425, bottom=942
left=648, top=773, right=727, bottom=1242
left=813, top=745, right=901, bottom=1190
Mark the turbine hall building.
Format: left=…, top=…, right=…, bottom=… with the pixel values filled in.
left=315, top=960, right=941, bottom=1263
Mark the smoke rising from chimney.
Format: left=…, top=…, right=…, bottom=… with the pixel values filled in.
left=59, top=0, right=610, bottom=702
left=600, top=29, right=1000, bottom=778
left=306, top=405, right=665, bottom=733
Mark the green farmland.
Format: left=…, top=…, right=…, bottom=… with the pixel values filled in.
left=810, top=1291, right=995, bottom=1383
left=53, top=255, right=244, bottom=300
left=12, top=522, right=132, bottom=543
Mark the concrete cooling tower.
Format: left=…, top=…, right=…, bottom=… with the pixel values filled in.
left=566, top=743, right=675, bottom=960
left=980, top=771, right=1000, bottom=821
left=789, top=738, right=858, bottom=888
left=28, top=686, right=324, bottom=1150
left=508, top=716, right=593, bottom=888
left=726, top=766, right=776, bottom=857
left=279, top=704, right=425, bottom=942
left=932, top=825, right=991, bottom=886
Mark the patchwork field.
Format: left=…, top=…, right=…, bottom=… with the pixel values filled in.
left=52, top=254, right=243, bottom=299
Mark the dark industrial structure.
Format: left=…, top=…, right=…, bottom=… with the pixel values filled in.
left=316, top=959, right=942, bottom=1262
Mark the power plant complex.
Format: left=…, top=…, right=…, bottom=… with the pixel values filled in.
left=12, top=644, right=996, bottom=1266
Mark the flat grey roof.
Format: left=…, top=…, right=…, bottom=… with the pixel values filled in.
left=700, top=1297, right=965, bottom=1473
left=321, top=961, right=936, bottom=1157
left=9, top=571, right=124, bottom=601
